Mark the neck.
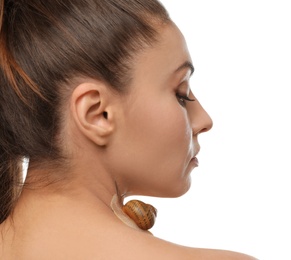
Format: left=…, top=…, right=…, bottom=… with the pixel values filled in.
left=22, top=160, right=125, bottom=212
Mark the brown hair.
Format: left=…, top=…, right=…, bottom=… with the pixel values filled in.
left=0, top=0, right=169, bottom=223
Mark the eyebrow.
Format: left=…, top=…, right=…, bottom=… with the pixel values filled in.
left=175, top=61, right=195, bottom=76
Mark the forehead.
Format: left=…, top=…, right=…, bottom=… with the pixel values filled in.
left=131, top=23, right=192, bottom=84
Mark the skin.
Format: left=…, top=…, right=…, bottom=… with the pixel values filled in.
left=0, top=24, right=257, bottom=260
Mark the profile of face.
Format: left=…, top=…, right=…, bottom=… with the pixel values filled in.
left=101, top=23, right=213, bottom=198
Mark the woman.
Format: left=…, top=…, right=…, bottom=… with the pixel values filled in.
left=0, top=0, right=256, bottom=259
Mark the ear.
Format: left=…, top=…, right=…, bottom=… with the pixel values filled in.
left=71, top=81, right=114, bottom=146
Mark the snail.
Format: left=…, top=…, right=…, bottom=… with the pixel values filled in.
left=122, top=200, right=157, bottom=230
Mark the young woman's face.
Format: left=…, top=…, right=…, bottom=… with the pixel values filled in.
left=108, top=24, right=213, bottom=198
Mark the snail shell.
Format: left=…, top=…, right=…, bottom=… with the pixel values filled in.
left=122, top=200, right=157, bottom=230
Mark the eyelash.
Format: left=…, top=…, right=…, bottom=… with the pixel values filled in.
left=176, top=93, right=195, bottom=107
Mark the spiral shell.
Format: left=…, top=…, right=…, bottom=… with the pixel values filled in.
left=122, top=200, right=157, bottom=230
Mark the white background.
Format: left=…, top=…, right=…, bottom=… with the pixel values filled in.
left=130, top=1, right=291, bottom=259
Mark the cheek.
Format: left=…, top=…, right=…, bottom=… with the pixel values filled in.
left=130, top=99, right=190, bottom=154
left=158, top=110, right=190, bottom=154
left=135, top=104, right=192, bottom=189
left=154, top=101, right=191, bottom=151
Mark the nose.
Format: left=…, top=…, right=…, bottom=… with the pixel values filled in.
left=188, top=98, right=213, bottom=136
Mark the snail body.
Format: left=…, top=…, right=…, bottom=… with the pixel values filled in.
left=122, top=200, right=157, bottom=230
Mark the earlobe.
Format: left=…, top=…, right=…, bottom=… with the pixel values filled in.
left=71, top=82, right=114, bottom=146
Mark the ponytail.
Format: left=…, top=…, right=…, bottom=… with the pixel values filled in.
left=0, top=146, right=22, bottom=224
left=0, top=0, right=20, bottom=223
left=0, top=0, right=35, bottom=223
left=0, top=0, right=3, bottom=30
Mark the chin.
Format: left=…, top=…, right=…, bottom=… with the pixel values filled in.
left=155, top=178, right=192, bottom=198
left=170, top=183, right=191, bottom=198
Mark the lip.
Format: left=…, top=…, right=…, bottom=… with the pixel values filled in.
left=190, top=157, right=199, bottom=167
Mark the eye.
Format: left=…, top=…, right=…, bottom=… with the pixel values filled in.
left=176, top=93, right=195, bottom=107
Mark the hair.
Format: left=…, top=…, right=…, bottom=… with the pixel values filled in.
left=0, top=0, right=169, bottom=224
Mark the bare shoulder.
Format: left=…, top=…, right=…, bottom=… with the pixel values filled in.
left=0, top=213, right=258, bottom=260
left=127, top=233, right=258, bottom=260
left=0, top=226, right=3, bottom=258
left=70, top=220, right=258, bottom=260
left=0, top=221, right=13, bottom=260
left=94, top=223, right=258, bottom=260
